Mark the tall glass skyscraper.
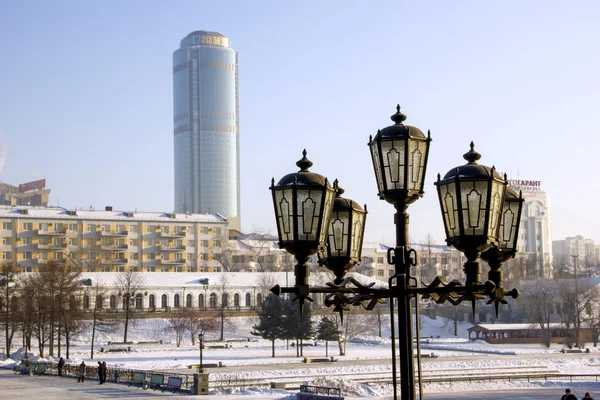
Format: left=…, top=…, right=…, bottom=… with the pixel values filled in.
left=173, top=31, right=240, bottom=230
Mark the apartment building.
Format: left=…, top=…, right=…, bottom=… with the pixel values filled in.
left=0, top=205, right=228, bottom=273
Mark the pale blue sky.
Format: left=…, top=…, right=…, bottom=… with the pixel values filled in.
left=1, top=1, right=599, bottom=246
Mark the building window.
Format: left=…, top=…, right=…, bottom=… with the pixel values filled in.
left=54, top=252, right=63, bottom=260
left=147, top=225, right=156, bottom=233
left=201, top=227, right=208, bottom=234
left=148, top=253, right=156, bottom=260
left=214, top=240, right=221, bottom=247
left=23, top=223, right=32, bottom=231
left=2, top=222, right=12, bottom=230
left=215, top=227, right=221, bottom=235
left=129, top=239, right=138, bottom=246
left=117, top=224, right=126, bottom=233
left=234, top=293, right=240, bottom=309
left=198, top=294, right=205, bottom=309
left=186, top=293, right=192, bottom=307
left=87, top=224, right=95, bottom=232
left=130, top=225, right=138, bottom=233
left=68, top=223, right=77, bottom=231
left=209, top=293, right=217, bottom=309
left=22, top=252, right=32, bottom=260
left=110, top=295, right=117, bottom=309
left=2, top=252, right=12, bottom=260
left=129, top=253, right=138, bottom=260
left=135, top=294, right=143, bottom=309
left=2, top=237, right=10, bottom=245
left=377, top=270, right=384, bottom=277
left=83, top=295, right=90, bottom=309
left=101, top=225, right=110, bottom=232
left=96, top=295, right=103, bottom=309
left=245, top=293, right=251, bottom=307
left=161, top=294, right=168, bottom=308
left=149, top=294, right=155, bottom=308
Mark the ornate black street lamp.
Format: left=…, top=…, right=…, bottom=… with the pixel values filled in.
left=480, top=186, right=523, bottom=315
left=270, top=150, right=336, bottom=313
left=198, top=333, right=204, bottom=373
left=270, top=106, right=522, bottom=400
left=434, top=142, right=508, bottom=313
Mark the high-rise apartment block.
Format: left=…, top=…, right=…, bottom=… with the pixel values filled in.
left=0, top=206, right=228, bottom=273
left=173, top=31, right=240, bottom=231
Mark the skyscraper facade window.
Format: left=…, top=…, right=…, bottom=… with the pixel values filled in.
left=173, top=31, right=240, bottom=230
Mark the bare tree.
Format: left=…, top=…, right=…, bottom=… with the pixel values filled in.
left=419, top=233, right=436, bottom=283
left=115, top=271, right=142, bottom=343
left=184, top=308, right=219, bottom=345
left=212, top=232, right=237, bottom=272
left=335, top=309, right=376, bottom=355
left=87, top=281, right=117, bottom=359
left=559, top=279, right=599, bottom=348
left=521, top=280, right=557, bottom=347
left=0, top=263, right=19, bottom=357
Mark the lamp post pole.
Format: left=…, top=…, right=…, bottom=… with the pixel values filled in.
left=198, top=333, right=204, bottom=373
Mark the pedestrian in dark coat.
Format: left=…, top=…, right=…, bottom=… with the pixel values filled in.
left=583, top=393, right=593, bottom=400
left=101, top=362, right=107, bottom=384
left=97, top=362, right=103, bottom=384
left=562, top=388, right=578, bottom=400
left=77, top=361, right=86, bottom=383
left=57, top=357, right=64, bottom=376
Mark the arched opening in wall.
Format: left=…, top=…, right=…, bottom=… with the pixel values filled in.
left=222, top=293, right=228, bottom=308
left=256, top=293, right=263, bottom=307
left=83, top=295, right=90, bottom=309
left=198, top=294, right=205, bottom=310
left=245, top=293, right=251, bottom=307
left=161, top=294, right=168, bottom=308
left=10, top=296, right=18, bottom=312
left=149, top=294, right=156, bottom=309
left=209, top=293, right=217, bottom=309
left=234, top=293, right=240, bottom=310
left=174, top=294, right=181, bottom=308
left=186, top=293, right=193, bottom=308
left=96, top=295, right=103, bottom=309
left=110, top=295, right=117, bottom=309
left=135, top=293, right=143, bottom=310
left=70, top=295, right=77, bottom=309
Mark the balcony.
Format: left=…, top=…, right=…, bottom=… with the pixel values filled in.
left=101, top=244, right=129, bottom=251
left=37, top=243, right=67, bottom=250
left=159, top=230, right=187, bottom=238
left=100, top=230, right=129, bottom=237
left=36, top=229, right=67, bottom=236
left=157, top=245, right=186, bottom=252
left=160, top=258, right=186, bottom=265
left=100, top=258, right=128, bottom=265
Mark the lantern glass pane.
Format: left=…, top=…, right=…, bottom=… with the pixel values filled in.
left=369, top=142, right=385, bottom=194
left=350, top=211, right=366, bottom=259
left=274, top=189, right=294, bottom=241
left=438, top=181, right=460, bottom=239
left=460, top=181, right=488, bottom=236
left=319, top=189, right=335, bottom=243
left=380, top=139, right=406, bottom=190
left=328, top=210, right=349, bottom=257
left=487, top=180, right=505, bottom=239
left=296, top=188, right=322, bottom=241
left=407, top=139, right=427, bottom=191
left=499, top=199, right=520, bottom=250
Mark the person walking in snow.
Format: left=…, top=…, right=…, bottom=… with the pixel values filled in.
left=57, top=357, right=64, bottom=376
left=97, top=361, right=103, bottom=384
left=77, top=361, right=86, bottom=383
left=562, top=388, right=578, bottom=400
left=583, top=393, right=594, bottom=400
left=101, top=362, right=107, bottom=384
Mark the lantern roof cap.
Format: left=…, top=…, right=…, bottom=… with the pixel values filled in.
left=439, top=142, right=505, bottom=182
left=371, top=105, right=427, bottom=142
left=333, top=184, right=366, bottom=213
left=273, top=150, right=332, bottom=188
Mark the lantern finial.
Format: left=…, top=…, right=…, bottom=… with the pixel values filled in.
left=463, top=142, right=481, bottom=164
left=296, top=149, right=313, bottom=171
left=391, top=104, right=407, bottom=125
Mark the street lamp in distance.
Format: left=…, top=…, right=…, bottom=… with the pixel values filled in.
left=198, top=333, right=204, bottom=373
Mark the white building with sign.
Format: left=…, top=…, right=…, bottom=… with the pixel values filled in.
left=510, top=180, right=553, bottom=279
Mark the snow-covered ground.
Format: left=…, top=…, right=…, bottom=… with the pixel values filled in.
left=2, top=315, right=599, bottom=399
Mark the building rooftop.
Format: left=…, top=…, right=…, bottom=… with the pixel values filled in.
left=0, top=205, right=227, bottom=224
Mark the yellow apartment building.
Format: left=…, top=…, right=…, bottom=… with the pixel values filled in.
left=0, top=205, right=228, bottom=273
